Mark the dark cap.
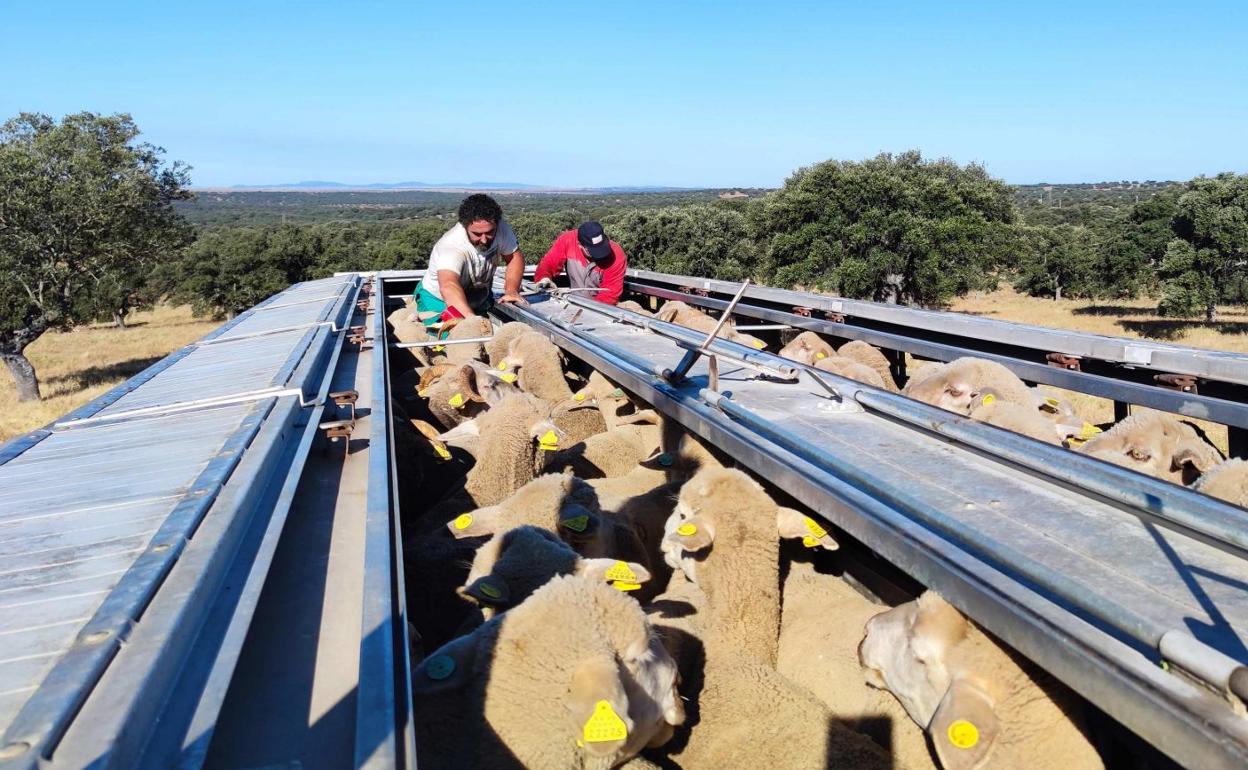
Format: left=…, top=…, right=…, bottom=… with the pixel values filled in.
left=577, top=221, right=613, bottom=261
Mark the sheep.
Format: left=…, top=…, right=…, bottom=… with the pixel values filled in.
left=814, top=355, right=889, bottom=389
left=484, top=320, right=532, bottom=367
left=459, top=525, right=653, bottom=619
left=778, top=331, right=838, bottom=366
left=411, top=575, right=684, bottom=770
left=903, top=357, right=1034, bottom=415
left=422, top=364, right=492, bottom=430
left=499, top=330, right=576, bottom=402
left=860, top=591, right=1104, bottom=770
left=1192, top=458, right=1248, bottom=507
left=389, top=306, right=431, bottom=345
left=1074, top=411, right=1223, bottom=485
left=549, top=397, right=609, bottom=447
left=777, top=560, right=937, bottom=768
left=450, top=393, right=563, bottom=509
left=617, top=299, right=653, bottom=317
left=435, top=315, right=493, bottom=366
left=655, top=300, right=768, bottom=350
left=838, top=340, right=899, bottom=392
left=967, top=389, right=1062, bottom=445
left=547, top=422, right=663, bottom=479
left=1031, top=390, right=1100, bottom=443
left=659, top=468, right=889, bottom=769
left=575, top=371, right=658, bottom=431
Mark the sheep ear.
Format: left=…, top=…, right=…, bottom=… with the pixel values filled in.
left=569, top=657, right=633, bottom=758
left=639, top=449, right=676, bottom=471
left=412, top=633, right=478, bottom=695
left=671, top=515, right=714, bottom=552
left=929, top=678, right=998, bottom=770
left=446, top=506, right=503, bottom=539
left=775, top=507, right=839, bottom=551
left=438, top=419, right=481, bottom=443
left=577, top=558, right=652, bottom=590
left=462, top=575, right=512, bottom=608
left=1174, top=441, right=1221, bottom=485
left=558, top=507, right=601, bottom=540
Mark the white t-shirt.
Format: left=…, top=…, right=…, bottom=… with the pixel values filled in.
left=420, top=219, right=519, bottom=306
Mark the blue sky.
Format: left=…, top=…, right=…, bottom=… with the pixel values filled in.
left=2, top=1, right=1244, bottom=188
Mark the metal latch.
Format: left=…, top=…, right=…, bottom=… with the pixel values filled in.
left=1047, top=353, right=1081, bottom=371
left=1155, top=374, right=1198, bottom=393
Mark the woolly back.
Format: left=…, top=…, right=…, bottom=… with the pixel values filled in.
left=464, top=393, right=549, bottom=506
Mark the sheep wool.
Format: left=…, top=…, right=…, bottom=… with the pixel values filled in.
left=968, top=390, right=1062, bottom=445
left=461, top=393, right=562, bottom=508
left=838, top=340, right=899, bottom=391
left=778, top=331, right=838, bottom=366
left=548, top=423, right=663, bottom=479
left=903, top=357, right=1035, bottom=415
left=815, top=355, right=888, bottom=389
left=411, top=575, right=684, bottom=770
left=1191, top=457, right=1248, bottom=506
left=437, top=316, right=493, bottom=365
left=1075, top=411, right=1223, bottom=485
left=503, top=331, right=576, bottom=402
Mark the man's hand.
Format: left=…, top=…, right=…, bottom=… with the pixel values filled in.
left=534, top=277, right=557, bottom=291
left=498, top=293, right=528, bottom=305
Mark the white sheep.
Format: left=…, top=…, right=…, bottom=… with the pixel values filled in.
left=547, top=422, right=663, bottom=479
left=967, top=389, right=1062, bottom=445
left=778, top=331, right=838, bottom=366
left=838, top=340, right=899, bottom=392
left=460, top=525, right=652, bottom=618
left=860, top=591, right=1104, bottom=770
left=815, top=355, right=889, bottom=389
left=1190, top=457, right=1248, bottom=506
left=574, top=371, right=658, bottom=431
left=484, top=320, right=531, bottom=367
left=903, top=357, right=1034, bottom=415
left=658, top=468, right=889, bottom=768
left=1075, top=411, right=1223, bottom=485
left=655, top=300, right=768, bottom=350
left=777, top=560, right=937, bottom=768
left=617, top=299, right=654, bottom=317
left=499, top=330, right=577, bottom=402
left=411, top=575, right=684, bottom=769
left=435, top=315, right=493, bottom=366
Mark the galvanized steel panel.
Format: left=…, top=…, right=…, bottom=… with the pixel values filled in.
left=0, top=403, right=254, bottom=738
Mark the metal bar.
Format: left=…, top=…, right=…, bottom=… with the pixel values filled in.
left=52, top=388, right=316, bottom=430
left=199, top=320, right=345, bottom=346
left=698, top=278, right=751, bottom=351
left=631, top=284, right=1248, bottom=431
left=733, top=324, right=790, bottom=331
left=390, top=335, right=493, bottom=349
left=251, top=294, right=345, bottom=312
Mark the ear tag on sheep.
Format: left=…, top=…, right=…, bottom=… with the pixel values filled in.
left=815, top=351, right=827, bottom=360
left=574, top=391, right=588, bottom=402
left=434, top=444, right=452, bottom=461
left=418, top=389, right=429, bottom=398
left=499, top=372, right=518, bottom=384
left=538, top=430, right=559, bottom=451
left=1042, top=397, right=1061, bottom=412
left=432, top=344, right=445, bottom=352
left=582, top=700, right=628, bottom=744
left=561, top=514, right=591, bottom=533
left=610, top=388, right=625, bottom=398
left=981, top=393, right=996, bottom=407
left=752, top=339, right=765, bottom=349
left=1079, top=422, right=1102, bottom=439
left=449, top=392, right=465, bottom=409
left=604, top=561, right=638, bottom=583
left=452, top=513, right=473, bottom=531
left=946, top=719, right=980, bottom=749
left=612, top=581, right=642, bottom=592
left=677, top=523, right=697, bottom=536
left=425, top=654, right=456, bottom=681
left=497, top=362, right=509, bottom=371
left=657, top=452, right=675, bottom=467
left=473, top=578, right=508, bottom=603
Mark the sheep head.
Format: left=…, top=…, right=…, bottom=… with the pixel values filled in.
left=860, top=591, right=1000, bottom=769
left=1077, top=413, right=1222, bottom=484
left=779, top=331, right=836, bottom=365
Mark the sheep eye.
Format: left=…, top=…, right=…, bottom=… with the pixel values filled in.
left=1128, top=448, right=1151, bottom=461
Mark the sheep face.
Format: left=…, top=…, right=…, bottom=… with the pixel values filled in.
left=1077, top=414, right=1222, bottom=484
left=906, top=373, right=979, bottom=414
left=779, top=331, right=836, bottom=365
left=859, top=592, right=969, bottom=727
left=1193, top=458, right=1248, bottom=506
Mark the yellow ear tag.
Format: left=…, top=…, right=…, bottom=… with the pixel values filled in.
left=418, top=389, right=429, bottom=397
left=604, top=561, right=638, bottom=583
left=947, top=719, right=979, bottom=749
left=434, top=444, right=452, bottom=461
left=802, top=535, right=821, bottom=548
left=583, top=700, right=628, bottom=744
left=676, top=523, right=697, bottom=536
left=538, top=430, right=559, bottom=450
left=497, top=362, right=508, bottom=371
left=1045, top=397, right=1060, bottom=407
left=453, top=513, right=473, bottom=530
left=574, top=391, right=587, bottom=402
left=432, top=345, right=445, bottom=352
left=981, top=393, right=996, bottom=406
left=1080, top=422, right=1103, bottom=439
left=448, top=392, right=465, bottom=409
left=752, top=339, right=765, bottom=349
left=499, top=372, right=517, bottom=383
left=561, top=514, right=590, bottom=533
left=612, top=581, right=642, bottom=592
left=803, top=516, right=828, bottom=539
left=815, top=351, right=827, bottom=360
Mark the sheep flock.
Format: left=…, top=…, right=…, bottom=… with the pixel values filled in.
left=386, top=296, right=1242, bottom=770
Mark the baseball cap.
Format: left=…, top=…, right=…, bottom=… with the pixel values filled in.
left=577, top=221, right=613, bottom=261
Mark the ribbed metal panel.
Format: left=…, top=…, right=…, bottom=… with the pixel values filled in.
left=0, top=403, right=254, bottom=734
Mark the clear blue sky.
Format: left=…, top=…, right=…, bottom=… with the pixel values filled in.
left=3, top=1, right=1244, bottom=188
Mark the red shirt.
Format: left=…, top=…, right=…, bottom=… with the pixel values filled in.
left=534, top=230, right=627, bottom=305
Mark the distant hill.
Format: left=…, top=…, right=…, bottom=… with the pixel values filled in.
left=215, top=181, right=700, bottom=193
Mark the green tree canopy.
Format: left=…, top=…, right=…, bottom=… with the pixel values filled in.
left=1157, top=173, right=1248, bottom=321
left=604, top=204, right=763, bottom=281
left=1012, top=224, right=1098, bottom=301
left=752, top=151, right=1017, bottom=306
left=0, top=112, right=191, bottom=401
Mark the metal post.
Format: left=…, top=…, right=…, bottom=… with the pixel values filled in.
left=1115, top=400, right=1131, bottom=422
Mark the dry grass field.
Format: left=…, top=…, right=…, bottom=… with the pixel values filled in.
left=0, top=306, right=218, bottom=443
left=1, top=288, right=1245, bottom=453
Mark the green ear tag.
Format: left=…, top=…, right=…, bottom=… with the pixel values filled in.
left=425, top=654, right=456, bottom=681
left=657, top=452, right=674, bottom=467
left=610, top=388, right=625, bottom=398
left=561, top=514, right=590, bottom=533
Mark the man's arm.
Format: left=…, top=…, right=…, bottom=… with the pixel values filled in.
left=534, top=231, right=571, bottom=283
left=498, top=249, right=527, bottom=304
left=594, top=245, right=627, bottom=305
left=437, top=270, right=476, bottom=317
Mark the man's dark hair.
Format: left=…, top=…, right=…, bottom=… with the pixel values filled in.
left=457, top=193, right=503, bottom=227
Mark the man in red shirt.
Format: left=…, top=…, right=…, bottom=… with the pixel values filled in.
left=533, top=221, right=627, bottom=305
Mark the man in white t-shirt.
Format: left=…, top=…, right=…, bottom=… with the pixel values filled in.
left=415, top=193, right=526, bottom=325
